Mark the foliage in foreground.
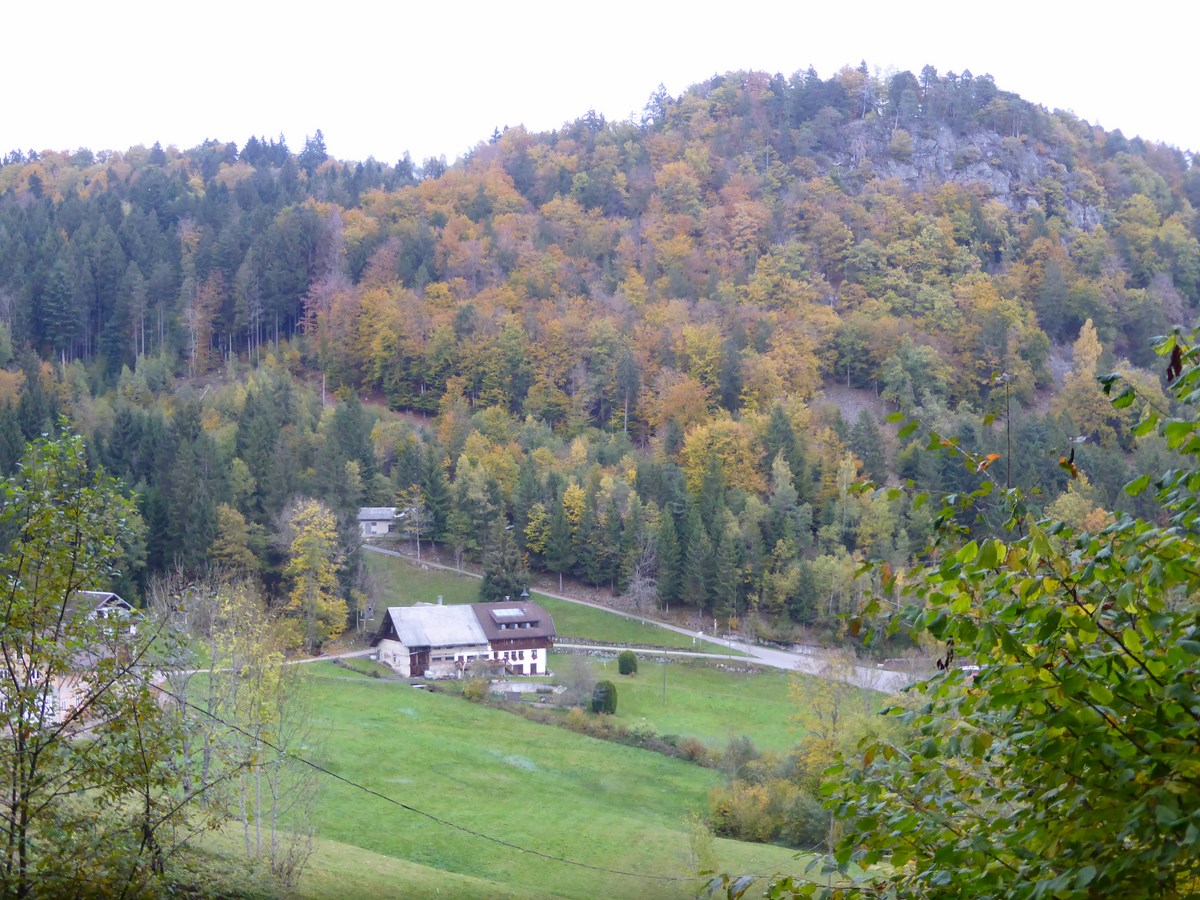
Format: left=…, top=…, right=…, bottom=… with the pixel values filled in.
left=0, top=431, right=181, bottom=897
left=0, top=429, right=317, bottom=897
left=717, top=332, right=1200, bottom=898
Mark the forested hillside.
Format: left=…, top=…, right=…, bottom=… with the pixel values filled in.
left=1, top=64, right=1197, bottom=641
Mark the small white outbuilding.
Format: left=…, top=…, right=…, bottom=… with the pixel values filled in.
left=357, top=507, right=399, bottom=537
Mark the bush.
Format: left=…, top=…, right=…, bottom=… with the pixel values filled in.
left=617, top=650, right=638, bottom=675
left=677, top=737, right=712, bottom=765
left=461, top=678, right=489, bottom=703
left=708, top=778, right=827, bottom=849
left=591, top=680, right=617, bottom=715
left=776, top=789, right=831, bottom=849
left=564, top=707, right=589, bottom=732
left=708, top=781, right=778, bottom=843
left=721, top=735, right=762, bottom=781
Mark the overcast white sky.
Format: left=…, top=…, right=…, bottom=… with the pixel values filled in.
left=6, top=1, right=1193, bottom=166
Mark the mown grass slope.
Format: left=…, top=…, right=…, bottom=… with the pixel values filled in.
left=293, top=663, right=803, bottom=898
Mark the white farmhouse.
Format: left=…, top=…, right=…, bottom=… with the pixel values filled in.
left=1, top=592, right=144, bottom=726
left=373, top=601, right=556, bottom=678
left=373, top=604, right=491, bottom=678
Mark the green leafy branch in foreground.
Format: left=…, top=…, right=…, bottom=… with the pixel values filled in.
left=715, top=330, right=1200, bottom=899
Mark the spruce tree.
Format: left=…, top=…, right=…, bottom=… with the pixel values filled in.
left=787, top=558, right=818, bottom=625
left=656, top=508, right=682, bottom=611
left=602, top=497, right=624, bottom=592
left=683, top=506, right=713, bottom=612
left=0, top=402, right=22, bottom=476
left=512, top=455, right=540, bottom=551
left=479, top=519, right=528, bottom=602
left=544, top=496, right=575, bottom=592
left=616, top=496, right=642, bottom=595
left=713, top=523, right=740, bottom=619
left=762, top=402, right=810, bottom=503
left=420, top=447, right=452, bottom=542
left=578, top=497, right=606, bottom=587
left=849, top=409, right=886, bottom=483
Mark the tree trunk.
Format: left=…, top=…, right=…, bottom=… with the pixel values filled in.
left=254, top=754, right=262, bottom=856
left=240, top=772, right=251, bottom=857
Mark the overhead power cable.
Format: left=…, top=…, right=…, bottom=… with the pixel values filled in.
left=152, top=682, right=701, bottom=884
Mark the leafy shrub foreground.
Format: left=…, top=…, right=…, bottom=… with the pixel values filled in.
left=718, top=332, right=1200, bottom=897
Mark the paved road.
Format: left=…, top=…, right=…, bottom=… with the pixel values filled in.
left=362, top=544, right=920, bottom=693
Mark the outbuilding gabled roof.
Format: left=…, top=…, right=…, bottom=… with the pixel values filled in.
left=357, top=507, right=398, bottom=522
left=66, top=591, right=137, bottom=621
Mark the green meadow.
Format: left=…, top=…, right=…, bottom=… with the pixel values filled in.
left=554, top=654, right=805, bottom=752
left=283, top=663, right=804, bottom=898
left=362, top=550, right=746, bottom=655
left=181, top=553, right=881, bottom=896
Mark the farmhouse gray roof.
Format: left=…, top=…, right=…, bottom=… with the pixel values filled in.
left=357, top=507, right=398, bottom=522
left=379, top=604, right=489, bottom=649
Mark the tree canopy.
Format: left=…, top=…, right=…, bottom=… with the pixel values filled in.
left=723, top=332, right=1200, bottom=897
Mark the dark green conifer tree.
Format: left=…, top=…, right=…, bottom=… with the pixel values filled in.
left=544, top=495, right=576, bottom=592
left=849, top=409, right=886, bottom=483
left=713, top=523, right=739, bottom=619
left=237, top=386, right=282, bottom=517
left=479, top=519, right=528, bottom=602
left=656, top=508, right=682, bottom=611
left=0, top=402, right=22, bottom=475
left=578, top=495, right=607, bottom=587
left=787, top=558, right=818, bottom=625
left=164, top=405, right=223, bottom=572
left=762, top=402, right=810, bottom=503
left=602, top=497, right=624, bottom=592
left=341, top=393, right=376, bottom=476
left=697, top=453, right=727, bottom=536
left=420, top=447, right=452, bottom=543
left=616, top=497, right=642, bottom=595
left=682, top=505, right=713, bottom=611
left=511, top=454, right=540, bottom=551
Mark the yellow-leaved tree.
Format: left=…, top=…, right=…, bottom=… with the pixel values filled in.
left=283, top=499, right=346, bottom=653
left=1054, top=318, right=1114, bottom=442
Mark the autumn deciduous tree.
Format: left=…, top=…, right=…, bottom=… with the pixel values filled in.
left=211, top=502, right=261, bottom=574
left=152, top=574, right=316, bottom=888
left=282, top=498, right=347, bottom=652
left=1054, top=318, right=1117, bottom=444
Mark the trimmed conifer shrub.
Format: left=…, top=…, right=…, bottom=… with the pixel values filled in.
left=591, top=680, right=617, bottom=715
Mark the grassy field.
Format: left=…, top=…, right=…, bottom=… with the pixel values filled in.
left=554, top=653, right=806, bottom=752
left=283, top=662, right=804, bottom=898
left=362, top=550, right=746, bottom=656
